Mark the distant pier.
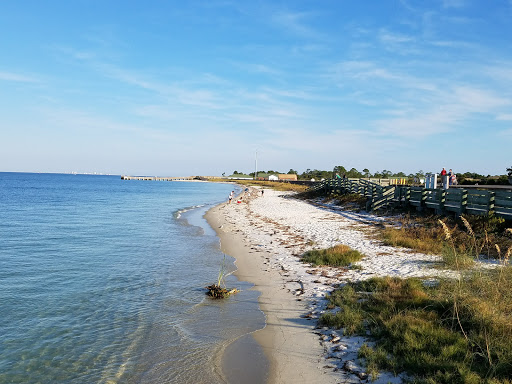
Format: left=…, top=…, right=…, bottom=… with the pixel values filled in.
left=121, top=175, right=222, bottom=181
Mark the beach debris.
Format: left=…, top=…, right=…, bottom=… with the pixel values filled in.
left=206, top=284, right=239, bottom=299
left=206, top=254, right=239, bottom=299
left=331, top=335, right=341, bottom=343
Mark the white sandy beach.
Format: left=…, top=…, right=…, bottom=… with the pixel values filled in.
left=205, top=187, right=460, bottom=383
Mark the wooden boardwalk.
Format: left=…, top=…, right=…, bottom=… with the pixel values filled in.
left=313, top=178, right=512, bottom=220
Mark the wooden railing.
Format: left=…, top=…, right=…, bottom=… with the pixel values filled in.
left=312, top=178, right=512, bottom=220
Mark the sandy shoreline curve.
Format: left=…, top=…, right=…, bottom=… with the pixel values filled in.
left=205, top=190, right=340, bottom=384
left=205, top=186, right=458, bottom=383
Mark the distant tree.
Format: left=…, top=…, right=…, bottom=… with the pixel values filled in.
left=222, top=172, right=225, bottom=177
left=300, top=169, right=330, bottom=180
left=381, top=170, right=392, bottom=178
left=362, top=168, right=370, bottom=177
left=233, top=170, right=240, bottom=175
left=288, top=169, right=297, bottom=174
left=416, top=170, right=425, bottom=178
left=333, top=165, right=347, bottom=177
left=347, top=167, right=363, bottom=178
left=394, top=171, right=407, bottom=178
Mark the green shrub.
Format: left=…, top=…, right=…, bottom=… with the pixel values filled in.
left=321, top=274, right=512, bottom=383
left=302, top=244, right=363, bottom=267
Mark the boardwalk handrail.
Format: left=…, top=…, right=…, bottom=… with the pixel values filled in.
left=313, top=178, right=512, bottom=220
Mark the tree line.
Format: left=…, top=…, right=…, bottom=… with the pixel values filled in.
left=230, top=166, right=512, bottom=185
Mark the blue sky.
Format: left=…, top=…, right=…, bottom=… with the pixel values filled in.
left=1, top=0, right=511, bottom=176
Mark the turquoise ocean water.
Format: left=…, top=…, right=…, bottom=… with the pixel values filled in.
left=0, top=173, right=267, bottom=383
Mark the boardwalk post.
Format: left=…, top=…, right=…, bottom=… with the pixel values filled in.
left=440, top=189, right=446, bottom=214
left=488, top=192, right=495, bottom=215
left=461, top=189, right=468, bottom=215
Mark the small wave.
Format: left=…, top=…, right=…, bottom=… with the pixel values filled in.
left=174, top=204, right=206, bottom=220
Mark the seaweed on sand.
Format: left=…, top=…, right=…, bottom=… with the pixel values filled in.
left=206, top=255, right=239, bottom=299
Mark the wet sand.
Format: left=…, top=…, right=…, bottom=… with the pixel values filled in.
left=205, top=193, right=339, bottom=384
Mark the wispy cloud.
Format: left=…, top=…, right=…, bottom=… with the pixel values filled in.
left=497, top=114, right=512, bottom=121
left=375, top=85, right=511, bottom=138
left=229, top=61, right=283, bottom=76
left=442, top=0, right=468, bottom=9
left=66, top=50, right=229, bottom=110
left=379, top=29, right=414, bottom=45
left=331, top=60, right=400, bottom=82
left=271, top=11, right=323, bottom=39
left=0, top=71, right=39, bottom=83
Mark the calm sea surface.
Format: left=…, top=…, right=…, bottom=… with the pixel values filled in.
left=0, top=173, right=266, bottom=383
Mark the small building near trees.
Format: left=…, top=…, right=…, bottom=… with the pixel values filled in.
left=278, top=174, right=297, bottom=181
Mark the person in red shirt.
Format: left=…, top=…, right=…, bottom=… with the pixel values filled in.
left=440, top=167, right=447, bottom=176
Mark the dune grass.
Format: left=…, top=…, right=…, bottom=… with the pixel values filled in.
left=320, top=272, right=512, bottom=383
left=378, top=213, right=511, bottom=267
left=320, top=216, right=512, bottom=383
left=231, top=179, right=309, bottom=192
left=302, top=244, right=363, bottom=267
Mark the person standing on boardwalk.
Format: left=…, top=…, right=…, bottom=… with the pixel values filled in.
left=440, top=168, right=448, bottom=189
left=450, top=171, right=457, bottom=186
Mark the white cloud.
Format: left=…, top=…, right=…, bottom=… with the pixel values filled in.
left=271, top=11, right=323, bottom=39
left=331, top=61, right=400, bottom=82
left=497, top=114, right=512, bottom=121
left=451, top=86, right=510, bottom=112
left=379, top=30, right=414, bottom=45
left=374, top=84, right=511, bottom=138
left=0, top=71, right=38, bottom=83
left=442, top=0, right=468, bottom=9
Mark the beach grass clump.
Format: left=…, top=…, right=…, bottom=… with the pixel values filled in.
left=319, top=305, right=365, bottom=334
left=380, top=222, right=445, bottom=255
left=440, top=244, right=475, bottom=269
left=358, top=343, right=388, bottom=381
left=327, top=193, right=368, bottom=210
left=321, top=273, right=512, bottom=383
left=302, top=244, right=363, bottom=267
left=206, top=255, right=238, bottom=299
left=378, top=214, right=512, bottom=262
left=319, top=285, right=365, bottom=333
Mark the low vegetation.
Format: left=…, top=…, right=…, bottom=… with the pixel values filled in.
left=321, top=268, right=512, bottom=383
left=332, top=193, right=368, bottom=207
left=206, top=255, right=238, bottom=299
left=378, top=213, right=511, bottom=266
left=230, top=179, right=309, bottom=192
left=319, top=217, right=512, bottom=383
left=302, top=244, right=363, bottom=267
